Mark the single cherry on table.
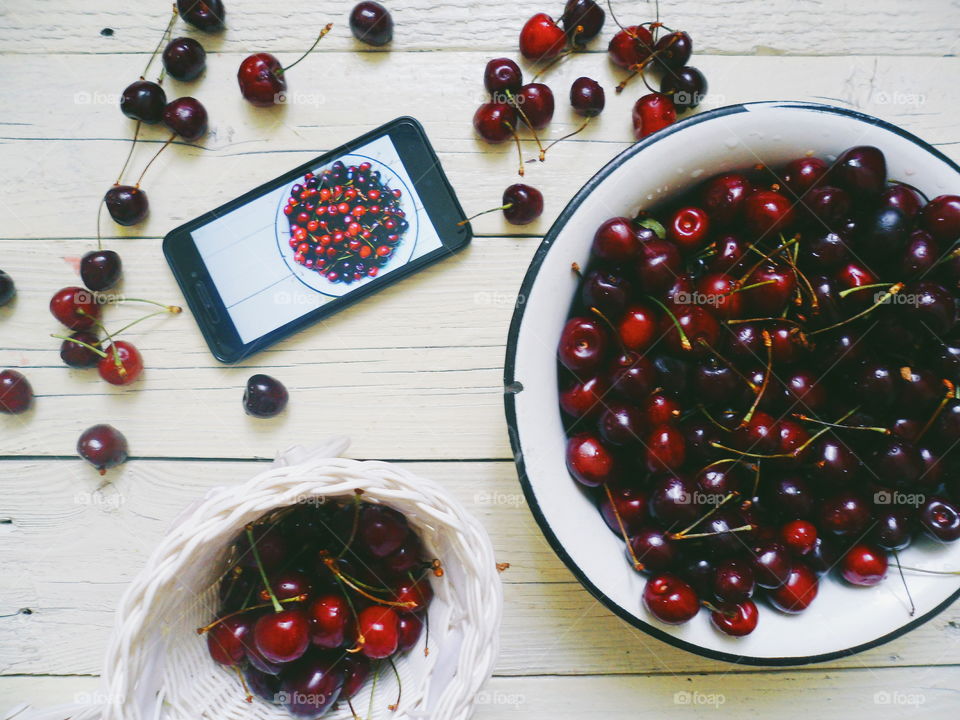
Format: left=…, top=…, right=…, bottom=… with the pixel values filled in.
left=0, top=369, right=33, bottom=414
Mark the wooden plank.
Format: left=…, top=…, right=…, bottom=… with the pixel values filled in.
left=2, top=460, right=959, bottom=677
left=0, top=54, right=956, bottom=240
left=0, top=0, right=957, bottom=56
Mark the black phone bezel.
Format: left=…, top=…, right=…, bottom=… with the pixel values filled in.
left=162, top=117, right=472, bottom=363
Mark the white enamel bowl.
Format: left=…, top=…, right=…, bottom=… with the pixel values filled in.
left=504, top=101, right=960, bottom=665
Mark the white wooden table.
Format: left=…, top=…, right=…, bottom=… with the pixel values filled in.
left=2, top=1, right=960, bottom=717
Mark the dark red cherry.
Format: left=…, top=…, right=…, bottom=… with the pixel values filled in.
left=307, top=594, right=351, bottom=648
left=163, top=37, right=206, bottom=81
left=701, top=173, right=752, bottom=226
left=880, top=183, right=923, bottom=218
left=357, top=606, right=400, bottom=659
left=868, top=438, right=923, bottom=488
left=784, top=369, right=827, bottom=412
left=919, top=497, right=960, bottom=542
left=237, top=53, right=285, bottom=107
left=648, top=473, right=699, bottom=525
left=765, top=475, right=815, bottom=519
left=566, top=433, right=616, bottom=486
left=569, top=76, right=605, bottom=117
left=832, top=145, right=886, bottom=196
left=598, top=403, right=645, bottom=446
left=840, top=543, right=888, bottom=586
left=743, top=263, right=796, bottom=315
left=562, top=0, right=605, bottom=46
left=733, top=411, right=779, bottom=454
left=560, top=375, right=607, bottom=419
left=394, top=577, right=433, bottom=614
left=608, top=352, right=656, bottom=401
left=104, top=185, right=149, bottom=226
left=279, top=651, right=345, bottom=717
left=744, top=189, right=795, bottom=237
left=207, top=614, right=253, bottom=666
left=644, top=425, right=687, bottom=473
left=484, top=58, right=523, bottom=95
left=643, top=574, right=699, bottom=624
left=243, top=374, right=289, bottom=417
left=767, top=563, right=818, bottom=613
left=592, top=216, right=639, bottom=261
left=628, top=526, right=677, bottom=572
left=871, top=511, right=912, bottom=551
left=667, top=206, right=710, bottom=252
left=581, top=269, right=630, bottom=316
left=661, top=305, right=720, bottom=356
left=608, top=25, right=654, bottom=69
left=708, top=233, right=747, bottom=272
left=659, top=66, right=707, bottom=110
left=80, top=250, right=122, bottom=291
left=50, top=286, right=100, bottom=329
left=349, top=1, right=394, bottom=46
left=819, top=492, right=871, bottom=536
left=713, top=558, right=755, bottom=603
left=653, top=31, right=692, bottom=71
left=858, top=207, right=909, bottom=259
left=0, top=269, right=14, bottom=306
left=519, top=13, right=566, bottom=62
left=558, top=316, right=607, bottom=372
left=804, top=231, right=850, bottom=271
left=162, top=97, right=208, bottom=140
left=905, top=281, right=956, bottom=335
left=177, top=0, right=225, bottom=32
left=710, top=599, right=758, bottom=637
left=632, top=93, right=676, bottom=139
left=919, top=194, right=960, bottom=243
left=0, top=369, right=33, bottom=415
left=120, top=80, right=167, bottom=124
left=600, top=484, right=648, bottom=535
left=692, top=357, right=741, bottom=405
left=77, top=424, right=129, bottom=474
left=803, top=185, right=851, bottom=228
left=60, top=331, right=102, bottom=369
left=339, top=654, right=372, bottom=699
left=834, top=261, right=878, bottom=311
left=617, top=304, right=657, bottom=352
left=238, top=525, right=288, bottom=571
left=254, top=609, right=310, bottom=663
left=517, top=83, right=555, bottom=129
left=751, top=542, right=791, bottom=588
left=636, top=238, right=682, bottom=293
left=502, top=183, right=544, bottom=225
left=244, top=664, right=281, bottom=702
left=397, top=613, right=424, bottom=651
left=359, top=504, right=408, bottom=557
left=380, top=532, right=423, bottom=577
left=899, top=230, right=939, bottom=277
left=473, top=102, right=517, bottom=143
left=783, top=156, right=828, bottom=196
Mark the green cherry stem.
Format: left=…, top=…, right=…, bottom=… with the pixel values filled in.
left=50, top=334, right=108, bottom=358
left=247, top=525, right=283, bottom=613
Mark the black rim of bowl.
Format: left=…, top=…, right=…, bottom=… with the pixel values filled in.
left=503, top=100, right=960, bottom=666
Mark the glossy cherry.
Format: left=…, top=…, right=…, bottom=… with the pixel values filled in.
left=783, top=156, right=828, bottom=196
left=832, top=145, right=886, bottom=196
left=744, top=189, right=795, bottom=237
left=162, top=97, right=208, bottom=140
left=569, top=76, right=605, bottom=116
left=0, top=269, right=13, bottom=306
left=80, top=250, right=122, bottom=291
left=358, top=504, right=408, bottom=557
left=500, top=184, right=544, bottom=225
left=50, top=286, right=101, bottom=329
left=767, top=563, right=818, bottom=613
left=162, top=37, right=206, bottom=81
left=659, top=66, right=707, bottom=110
left=207, top=614, right=253, bottom=666
left=357, top=605, right=400, bottom=659
left=643, top=574, right=699, bottom=624
left=667, top=206, right=710, bottom=252
left=97, top=341, right=144, bottom=385
left=279, top=651, right=345, bottom=717
left=592, top=216, right=639, bottom=261
left=77, top=424, right=129, bottom=473
left=350, top=1, right=394, bottom=46
left=608, top=25, right=654, bottom=69
left=558, top=316, right=607, bottom=372
left=243, top=373, right=289, bottom=418
left=632, top=93, right=676, bottom=139
left=307, top=594, right=351, bottom=648
left=566, top=433, right=616, bottom=487
left=177, top=0, right=225, bottom=32
left=919, top=497, right=960, bottom=542
left=0, top=369, right=32, bottom=414
left=237, top=53, right=285, bottom=107
left=104, top=185, right=149, bottom=226
left=484, top=58, right=523, bottom=96
left=781, top=519, right=817, bottom=555
left=120, top=80, right=167, bottom=124
left=517, top=83, right=555, bottom=129
left=519, top=13, right=566, bottom=62
left=60, top=331, right=102, bottom=369
left=562, top=0, right=605, bottom=46
left=701, top=173, right=752, bottom=226
left=254, top=608, right=310, bottom=663
left=473, top=102, right=517, bottom=143
left=710, top=599, right=758, bottom=637
left=919, top=194, right=960, bottom=243
left=653, top=31, right=692, bottom=71
left=841, top=543, right=888, bottom=586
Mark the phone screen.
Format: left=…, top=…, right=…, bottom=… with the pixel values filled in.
left=189, top=133, right=445, bottom=344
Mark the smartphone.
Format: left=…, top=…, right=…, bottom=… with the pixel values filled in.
left=163, top=117, right=471, bottom=363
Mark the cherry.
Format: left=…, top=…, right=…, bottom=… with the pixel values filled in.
left=643, top=574, right=699, bottom=624
left=339, top=654, right=372, bottom=699
left=50, top=286, right=100, bottom=329
left=660, top=305, right=720, bottom=357
left=710, top=599, right=758, bottom=637
left=244, top=373, right=289, bottom=418
left=608, top=353, right=656, bottom=401
left=644, top=424, right=687, bottom=473
left=560, top=375, right=607, bottom=419
left=517, top=83, right=555, bottom=129
left=899, top=230, right=939, bottom=277
left=832, top=145, right=886, bottom=196
left=632, top=93, right=676, bottom=139
left=803, top=185, right=851, bottom=228
left=558, top=316, right=607, bottom=372
left=667, top=206, right=710, bottom=252
left=162, top=97, right=208, bottom=141
left=858, top=206, right=909, bottom=259
left=872, top=511, right=912, bottom=551
left=484, top=58, right=523, bottom=96
left=162, top=37, right=206, bottom=81
left=397, top=612, right=424, bottom=651
left=840, top=543, right=888, bottom=586
left=500, top=183, right=544, bottom=226
left=177, top=0, right=225, bottom=32
left=818, top=492, right=871, bottom=536
left=237, top=53, right=285, bottom=107
left=783, top=156, right=828, bottom=196
left=77, top=424, right=129, bottom=473
left=562, top=0, right=605, bottom=46
left=97, top=341, right=144, bottom=385
left=708, top=234, right=748, bottom=272
left=591, top=217, right=639, bottom=261
left=628, top=526, right=677, bottom=572
left=247, top=639, right=285, bottom=675
left=307, top=594, right=351, bottom=648
left=764, top=475, right=815, bottom=519
left=653, top=31, right=692, bottom=71
left=394, top=577, right=433, bottom=614
left=358, top=504, right=408, bottom=557
left=0, top=370, right=33, bottom=414
left=207, top=614, right=253, bottom=666
left=804, top=231, right=850, bottom=272
left=350, top=1, right=394, bottom=45
left=357, top=605, right=400, bottom=659
left=569, top=76, right=605, bottom=117
left=120, top=80, right=167, bottom=124
left=600, top=483, right=648, bottom=535
left=880, top=183, right=923, bottom=218
left=581, top=269, right=630, bottom=315
left=279, top=651, right=345, bottom=717
left=636, top=238, right=682, bottom=293
left=80, top=250, right=122, bottom=291
left=701, top=173, right=752, bottom=226
left=919, top=497, right=960, bottom=542
left=60, top=331, right=102, bottom=368
left=261, top=571, right=313, bottom=604
left=104, top=185, right=149, bottom=226
left=244, top=665, right=281, bottom=702
left=473, top=102, right=517, bottom=143
left=744, top=189, right=795, bottom=237
left=566, top=433, right=616, bottom=486
left=751, top=541, right=791, bottom=588
left=660, top=66, right=707, bottom=110
left=906, top=281, right=956, bottom=335
left=608, top=26, right=654, bottom=69
left=0, top=269, right=13, bottom=306
left=614, top=304, right=655, bottom=351
left=519, top=13, right=566, bottom=62
left=648, top=473, right=698, bottom=525
left=919, top=194, right=960, bottom=243
left=238, top=525, right=288, bottom=571
left=254, top=608, right=310, bottom=663
left=713, top=558, right=755, bottom=603
left=768, top=563, right=818, bottom=613
left=599, top=402, right=645, bottom=446
left=743, top=263, right=796, bottom=315
left=781, top=519, right=817, bottom=555
left=868, top=438, right=923, bottom=488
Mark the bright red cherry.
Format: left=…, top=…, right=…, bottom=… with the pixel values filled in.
left=701, top=173, right=752, bottom=226
left=599, top=483, right=648, bottom=535
left=307, top=594, right=351, bottom=648
left=207, top=615, right=253, bottom=666
left=781, top=519, right=817, bottom=555
left=0, top=369, right=33, bottom=414
left=617, top=303, right=658, bottom=352
left=519, top=13, right=567, bottom=62
left=97, top=341, right=144, bottom=385
left=633, top=93, right=676, bottom=139
left=643, top=424, right=686, bottom=473
left=558, top=316, right=608, bottom=373
left=609, top=26, right=654, bottom=69
left=768, top=563, right=818, bottom=613
left=643, top=574, right=699, bottom=624
left=253, top=609, right=310, bottom=663
left=357, top=605, right=400, bottom=659
left=77, top=424, right=129, bottom=474
left=50, top=286, right=101, bottom=330
left=560, top=375, right=607, bottom=419
left=566, top=433, right=616, bottom=486
left=710, top=600, right=758, bottom=637
left=238, top=53, right=285, bottom=107
left=517, top=83, right=555, bottom=129
left=668, top=206, right=710, bottom=252
left=744, top=189, right=795, bottom=237
left=841, top=543, right=888, bottom=586
left=473, top=102, right=517, bottom=143
left=592, top=216, right=639, bottom=261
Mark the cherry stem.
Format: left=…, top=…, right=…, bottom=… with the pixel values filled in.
left=505, top=121, right=525, bottom=177
left=336, top=492, right=363, bottom=558
left=837, top=281, right=895, bottom=299
left=387, top=656, right=402, bottom=712
left=670, top=524, right=753, bottom=541
left=346, top=698, right=360, bottom=720
left=457, top=203, right=512, bottom=226
left=893, top=551, right=916, bottom=617
left=603, top=483, right=645, bottom=572
left=696, top=339, right=759, bottom=391
left=672, top=492, right=738, bottom=538
left=645, top=295, right=692, bottom=351
left=539, top=118, right=591, bottom=157
left=895, top=566, right=960, bottom=575
left=321, top=556, right=416, bottom=609
left=917, top=384, right=954, bottom=441
left=532, top=48, right=573, bottom=81
left=736, top=237, right=799, bottom=286
left=50, top=334, right=108, bottom=358
left=246, top=525, right=283, bottom=613
left=808, top=282, right=905, bottom=335
left=281, top=23, right=334, bottom=74
left=367, top=663, right=381, bottom=719
left=712, top=407, right=858, bottom=458
left=102, top=308, right=179, bottom=341
left=740, top=330, right=773, bottom=425
left=142, top=9, right=179, bottom=80
left=506, top=91, right=546, bottom=160
left=115, top=297, right=183, bottom=312
left=792, top=413, right=890, bottom=434
left=135, top=133, right=176, bottom=187
left=232, top=664, right=254, bottom=704
left=115, top=120, right=142, bottom=185
left=196, top=594, right=308, bottom=634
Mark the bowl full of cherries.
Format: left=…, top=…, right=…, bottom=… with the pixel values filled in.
left=505, top=101, right=960, bottom=664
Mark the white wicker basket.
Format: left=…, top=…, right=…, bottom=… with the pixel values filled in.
left=9, top=438, right=502, bottom=720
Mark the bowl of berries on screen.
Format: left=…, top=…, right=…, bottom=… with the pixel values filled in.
left=505, top=100, right=960, bottom=664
